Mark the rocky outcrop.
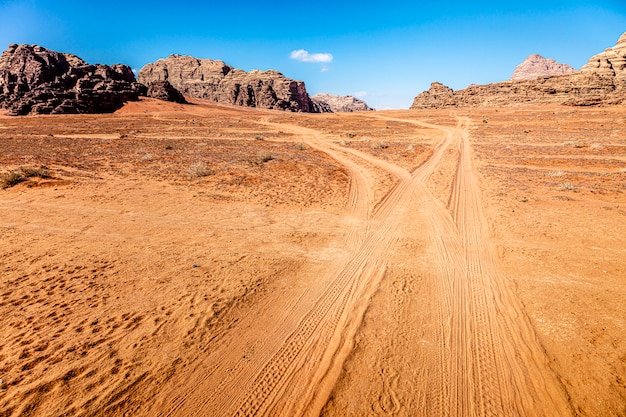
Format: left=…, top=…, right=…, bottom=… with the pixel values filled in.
left=580, top=32, right=626, bottom=82
left=0, top=44, right=146, bottom=115
left=311, top=93, right=373, bottom=112
left=145, top=80, right=187, bottom=103
left=138, top=55, right=318, bottom=112
left=511, top=54, right=575, bottom=80
left=411, top=32, right=626, bottom=109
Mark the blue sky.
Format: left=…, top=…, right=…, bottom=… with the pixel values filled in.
left=1, top=1, right=625, bottom=109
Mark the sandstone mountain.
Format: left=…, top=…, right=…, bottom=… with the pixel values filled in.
left=411, top=31, right=626, bottom=108
left=138, top=55, right=319, bottom=112
left=0, top=44, right=146, bottom=115
left=580, top=31, right=626, bottom=82
left=311, top=93, right=374, bottom=112
left=145, top=80, right=187, bottom=104
left=511, top=54, right=575, bottom=80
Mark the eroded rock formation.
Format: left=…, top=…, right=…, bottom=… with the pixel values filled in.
left=311, top=93, right=373, bottom=112
left=138, top=55, right=318, bottom=112
left=511, top=54, right=575, bottom=81
left=411, top=32, right=626, bottom=108
left=0, top=44, right=146, bottom=115
left=145, top=80, right=187, bottom=103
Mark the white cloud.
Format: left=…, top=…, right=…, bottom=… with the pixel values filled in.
left=351, top=91, right=367, bottom=97
left=290, top=49, right=333, bottom=63
left=320, top=65, right=330, bottom=73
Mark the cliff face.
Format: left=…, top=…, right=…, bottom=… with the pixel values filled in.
left=138, top=55, right=318, bottom=112
left=411, top=32, right=626, bottom=109
left=511, top=54, right=575, bottom=81
left=0, top=44, right=146, bottom=115
left=311, top=93, right=373, bottom=112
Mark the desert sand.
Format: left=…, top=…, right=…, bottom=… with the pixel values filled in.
left=1, top=98, right=625, bottom=416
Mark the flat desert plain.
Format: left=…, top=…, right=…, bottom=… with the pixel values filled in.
left=1, top=98, right=625, bottom=416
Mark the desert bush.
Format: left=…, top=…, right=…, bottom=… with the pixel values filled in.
left=20, top=166, right=50, bottom=178
left=558, top=182, right=576, bottom=191
left=255, top=135, right=265, bottom=141
left=563, top=141, right=585, bottom=148
left=371, top=141, right=389, bottom=150
left=296, top=142, right=306, bottom=151
left=256, top=151, right=274, bottom=163
left=1, top=171, right=25, bottom=189
left=188, top=162, right=213, bottom=178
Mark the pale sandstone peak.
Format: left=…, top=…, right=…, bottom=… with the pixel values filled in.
left=511, top=54, right=575, bottom=81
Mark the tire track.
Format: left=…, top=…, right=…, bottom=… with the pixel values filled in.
left=148, top=118, right=448, bottom=417
left=153, top=112, right=573, bottom=417
left=426, top=115, right=573, bottom=416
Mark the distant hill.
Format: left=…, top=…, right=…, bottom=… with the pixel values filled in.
left=311, top=93, right=374, bottom=112
left=0, top=44, right=145, bottom=115
left=510, top=54, right=575, bottom=81
left=138, top=55, right=324, bottom=113
left=411, top=31, right=626, bottom=108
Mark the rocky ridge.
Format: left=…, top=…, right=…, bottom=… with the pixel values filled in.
left=411, top=31, right=626, bottom=108
left=311, top=93, right=373, bottom=112
left=138, top=55, right=321, bottom=112
left=0, top=44, right=146, bottom=115
left=511, top=54, right=575, bottom=81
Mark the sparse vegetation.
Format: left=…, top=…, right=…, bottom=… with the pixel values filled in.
left=296, top=143, right=306, bottom=151
left=1, top=166, right=51, bottom=189
left=559, top=182, right=576, bottom=191
left=256, top=151, right=274, bottom=164
left=563, top=140, right=585, bottom=148
left=255, top=135, right=265, bottom=141
left=188, top=162, right=213, bottom=178
left=20, top=166, right=50, bottom=178
left=1, top=171, right=26, bottom=189
left=370, top=141, right=389, bottom=149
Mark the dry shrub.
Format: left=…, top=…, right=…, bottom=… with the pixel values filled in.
left=371, top=141, right=389, bottom=150
left=1, top=166, right=51, bottom=189
left=1, top=171, right=25, bottom=189
left=188, top=162, right=213, bottom=178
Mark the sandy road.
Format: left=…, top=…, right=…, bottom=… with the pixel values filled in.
left=147, top=113, right=573, bottom=416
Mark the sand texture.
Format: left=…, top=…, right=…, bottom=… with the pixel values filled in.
left=1, top=99, right=625, bottom=416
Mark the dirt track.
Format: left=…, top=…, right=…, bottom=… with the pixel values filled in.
left=1, top=100, right=625, bottom=416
